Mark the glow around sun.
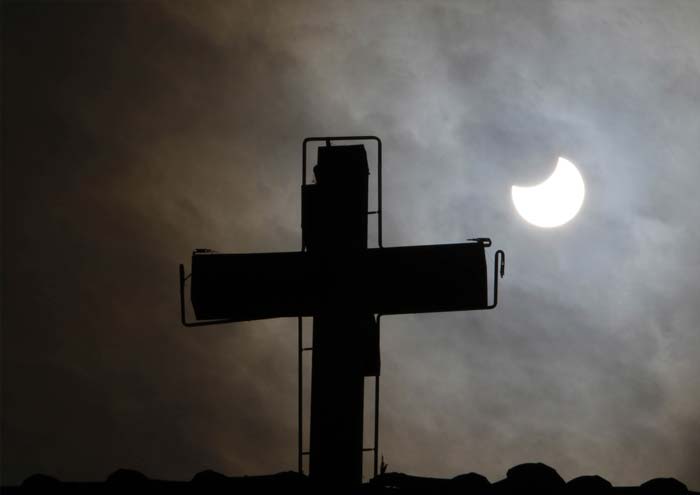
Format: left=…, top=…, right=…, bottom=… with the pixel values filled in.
left=511, top=157, right=585, bottom=228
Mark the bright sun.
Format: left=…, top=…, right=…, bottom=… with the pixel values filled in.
left=511, top=157, right=585, bottom=228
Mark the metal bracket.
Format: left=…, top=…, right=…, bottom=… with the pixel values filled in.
left=468, top=238, right=504, bottom=309
left=486, top=249, right=505, bottom=309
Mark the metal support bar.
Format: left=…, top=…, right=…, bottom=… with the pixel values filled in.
left=298, top=316, right=303, bottom=473
left=360, top=315, right=381, bottom=479
left=486, top=250, right=506, bottom=309
left=373, top=315, right=381, bottom=478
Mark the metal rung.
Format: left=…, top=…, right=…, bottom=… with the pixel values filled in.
left=362, top=448, right=375, bottom=452
left=302, top=347, right=313, bottom=351
left=302, top=451, right=310, bottom=456
left=368, top=210, right=379, bottom=215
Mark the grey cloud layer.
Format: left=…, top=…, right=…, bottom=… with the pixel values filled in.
left=3, top=0, right=698, bottom=489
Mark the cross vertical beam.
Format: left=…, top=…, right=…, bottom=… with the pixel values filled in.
left=303, top=143, right=370, bottom=485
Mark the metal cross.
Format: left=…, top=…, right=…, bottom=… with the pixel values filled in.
left=179, top=136, right=505, bottom=486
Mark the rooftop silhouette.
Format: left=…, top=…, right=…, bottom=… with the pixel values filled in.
left=6, top=463, right=697, bottom=494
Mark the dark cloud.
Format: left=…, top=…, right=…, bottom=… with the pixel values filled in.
left=2, top=0, right=699, bottom=490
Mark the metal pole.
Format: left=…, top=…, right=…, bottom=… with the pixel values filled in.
left=373, top=315, right=381, bottom=478
left=298, top=316, right=303, bottom=473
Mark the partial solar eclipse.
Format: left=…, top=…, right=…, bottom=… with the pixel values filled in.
left=512, top=157, right=585, bottom=228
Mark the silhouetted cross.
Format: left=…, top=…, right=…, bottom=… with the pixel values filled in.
left=179, top=136, right=504, bottom=486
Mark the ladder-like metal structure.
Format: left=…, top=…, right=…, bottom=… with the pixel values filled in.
left=297, top=136, right=383, bottom=480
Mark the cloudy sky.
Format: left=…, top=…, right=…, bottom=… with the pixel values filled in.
left=2, top=0, right=699, bottom=489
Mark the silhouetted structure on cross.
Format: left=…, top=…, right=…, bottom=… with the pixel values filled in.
left=179, top=136, right=505, bottom=486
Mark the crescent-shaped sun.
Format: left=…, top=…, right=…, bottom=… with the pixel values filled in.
left=511, top=157, right=585, bottom=228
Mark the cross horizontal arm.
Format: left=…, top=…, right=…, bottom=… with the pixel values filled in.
left=185, top=240, right=501, bottom=323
